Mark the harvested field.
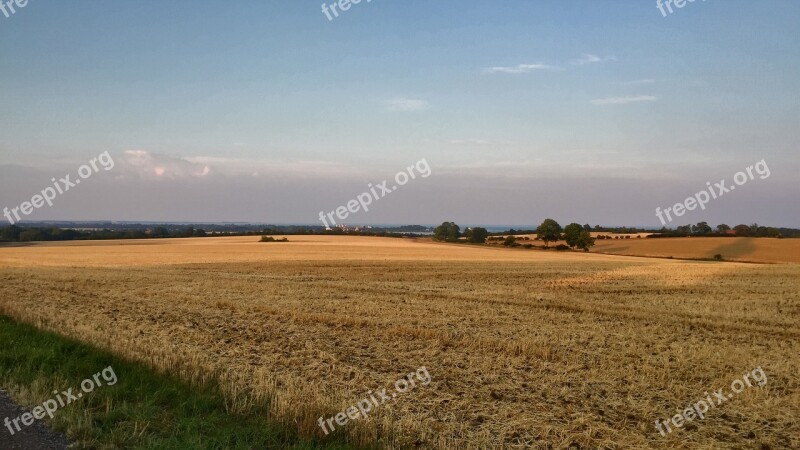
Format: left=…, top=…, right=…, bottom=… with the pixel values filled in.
left=1, top=236, right=798, bottom=449
left=592, top=237, right=800, bottom=264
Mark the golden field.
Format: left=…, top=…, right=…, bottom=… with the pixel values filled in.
left=0, top=236, right=798, bottom=449
left=592, top=237, right=800, bottom=264
left=487, top=235, right=799, bottom=264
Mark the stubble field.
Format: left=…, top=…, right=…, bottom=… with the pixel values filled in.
left=591, top=237, right=800, bottom=264
left=0, top=236, right=798, bottom=449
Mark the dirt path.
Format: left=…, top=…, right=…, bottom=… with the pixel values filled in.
left=0, top=390, right=69, bottom=450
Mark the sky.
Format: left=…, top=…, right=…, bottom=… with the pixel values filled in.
left=1, top=0, right=798, bottom=227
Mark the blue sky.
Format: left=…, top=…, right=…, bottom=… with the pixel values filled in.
left=1, top=1, right=798, bottom=226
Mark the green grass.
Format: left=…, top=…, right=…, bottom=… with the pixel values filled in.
left=0, top=315, right=354, bottom=450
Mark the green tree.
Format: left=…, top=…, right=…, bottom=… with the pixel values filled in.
left=692, top=221, right=713, bottom=235
left=19, top=229, right=43, bottom=242
left=716, top=224, right=731, bottom=234
left=0, top=225, right=22, bottom=241
left=535, top=219, right=562, bottom=247
left=151, top=227, right=170, bottom=238
left=563, top=223, right=584, bottom=248
left=733, top=224, right=751, bottom=236
left=574, top=230, right=596, bottom=251
left=433, top=222, right=461, bottom=242
left=464, top=227, right=489, bottom=244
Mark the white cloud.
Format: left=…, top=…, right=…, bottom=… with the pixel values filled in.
left=384, top=98, right=430, bottom=112
left=483, top=64, right=559, bottom=74
left=571, top=54, right=616, bottom=65
left=185, top=156, right=363, bottom=178
left=115, top=153, right=412, bottom=180
left=591, top=95, right=658, bottom=105
left=121, top=150, right=211, bottom=179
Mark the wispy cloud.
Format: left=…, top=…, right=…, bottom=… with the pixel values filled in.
left=121, top=150, right=211, bottom=179
left=184, top=156, right=364, bottom=178
left=118, top=152, right=363, bottom=180
left=591, top=95, right=658, bottom=105
left=571, top=54, right=616, bottom=65
left=385, top=97, right=430, bottom=112
left=483, top=64, right=559, bottom=74
left=484, top=54, right=612, bottom=74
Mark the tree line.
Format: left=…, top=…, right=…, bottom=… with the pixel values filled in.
left=652, top=222, right=791, bottom=238
left=0, top=224, right=420, bottom=243
left=0, top=225, right=209, bottom=242
left=433, top=219, right=596, bottom=251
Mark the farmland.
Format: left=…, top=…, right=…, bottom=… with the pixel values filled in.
left=486, top=235, right=800, bottom=264
left=0, top=236, right=798, bottom=449
left=592, top=237, right=800, bottom=264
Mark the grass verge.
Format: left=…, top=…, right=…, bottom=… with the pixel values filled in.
left=0, top=315, right=353, bottom=450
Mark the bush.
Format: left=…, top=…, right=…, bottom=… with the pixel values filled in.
left=464, top=227, right=489, bottom=244
left=260, top=236, right=288, bottom=242
left=713, top=253, right=723, bottom=261
left=555, top=244, right=570, bottom=251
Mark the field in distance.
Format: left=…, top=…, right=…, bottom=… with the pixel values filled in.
left=592, top=236, right=800, bottom=264
left=0, top=236, right=798, bottom=449
left=486, top=235, right=800, bottom=264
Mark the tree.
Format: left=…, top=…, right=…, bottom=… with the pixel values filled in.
left=0, top=225, right=22, bottom=241
left=151, top=226, right=170, bottom=238
left=574, top=230, right=596, bottom=251
left=535, top=219, right=562, bottom=247
left=765, top=227, right=781, bottom=238
left=583, top=224, right=592, bottom=232
left=733, top=224, right=751, bottom=236
left=503, top=235, right=517, bottom=247
left=464, top=227, right=489, bottom=244
left=18, top=229, right=40, bottom=242
left=692, top=221, right=713, bottom=235
left=716, top=224, right=731, bottom=234
left=433, top=222, right=461, bottom=242
left=563, top=223, right=584, bottom=249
